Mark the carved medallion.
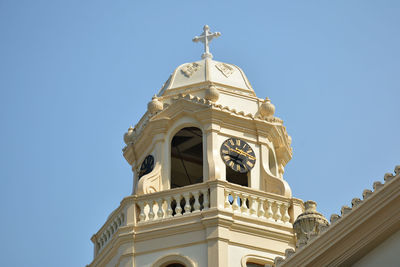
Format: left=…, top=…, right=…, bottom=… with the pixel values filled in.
left=181, top=63, right=200, bottom=77
left=216, top=63, right=234, bottom=77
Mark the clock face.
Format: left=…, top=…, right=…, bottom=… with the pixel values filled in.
left=139, top=155, right=154, bottom=179
left=220, top=138, right=256, bottom=173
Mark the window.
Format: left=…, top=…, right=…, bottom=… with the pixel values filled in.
left=171, top=127, right=203, bottom=188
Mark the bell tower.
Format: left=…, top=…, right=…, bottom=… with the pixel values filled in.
left=88, top=26, right=304, bottom=267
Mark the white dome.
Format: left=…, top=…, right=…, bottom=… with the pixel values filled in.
left=158, top=58, right=255, bottom=97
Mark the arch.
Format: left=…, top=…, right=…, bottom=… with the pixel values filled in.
left=151, top=253, right=197, bottom=267
left=171, top=127, right=203, bottom=188
left=162, top=117, right=205, bottom=190
left=241, top=254, right=273, bottom=267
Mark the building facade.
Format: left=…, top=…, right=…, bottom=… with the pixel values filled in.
left=87, top=26, right=400, bottom=267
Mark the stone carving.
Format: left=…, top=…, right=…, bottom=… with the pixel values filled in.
left=274, top=257, right=285, bottom=266
left=395, top=165, right=400, bottom=175
left=341, top=205, right=352, bottom=216
left=362, top=189, right=373, bottom=199
left=351, top=197, right=362, bottom=207
left=330, top=214, right=341, bottom=224
left=260, top=97, right=275, bottom=117
left=148, top=95, right=163, bottom=114
left=136, top=163, right=161, bottom=195
left=285, top=248, right=295, bottom=258
left=215, top=63, right=234, bottom=77
left=181, top=62, right=200, bottom=77
left=384, top=173, right=395, bottom=183
left=204, top=84, right=219, bottom=102
left=373, top=181, right=384, bottom=191
left=123, top=126, right=135, bottom=144
left=293, top=200, right=329, bottom=246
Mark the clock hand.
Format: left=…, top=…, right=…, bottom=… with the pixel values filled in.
left=233, top=148, right=256, bottom=160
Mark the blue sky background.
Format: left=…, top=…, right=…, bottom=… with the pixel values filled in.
left=0, top=1, right=399, bottom=266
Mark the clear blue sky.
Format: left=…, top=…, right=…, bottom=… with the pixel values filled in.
left=0, top=1, right=399, bottom=266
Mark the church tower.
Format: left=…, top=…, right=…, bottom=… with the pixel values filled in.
left=88, top=25, right=304, bottom=267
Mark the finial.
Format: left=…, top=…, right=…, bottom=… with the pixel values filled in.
left=192, top=25, right=221, bottom=59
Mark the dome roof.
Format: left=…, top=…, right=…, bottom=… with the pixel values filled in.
left=158, top=58, right=255, bottom=97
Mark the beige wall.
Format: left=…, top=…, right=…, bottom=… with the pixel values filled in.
left=353, top=229, right=400, bottom=267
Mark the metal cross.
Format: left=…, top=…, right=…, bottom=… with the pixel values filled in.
left=192, top=25, right=221, bottom=59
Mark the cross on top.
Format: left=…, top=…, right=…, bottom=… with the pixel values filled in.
left=192, top=25, right=221, bottom=59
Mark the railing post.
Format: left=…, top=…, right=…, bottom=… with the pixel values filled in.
left=266, top=199, right=273, bottom=220
left=232, top=192, right=240, bottom=212
left=156, top=198, right=164, bottom=219
left=174, top=194, right=183, bottom=216
left=282, top=202, right=290, bottom=223
left=241, top=194, right=249, bottom=214
left=249, top=196, right=257, bottom=216
left=183, top=192, right=191, bottom=213
left=148, top=200, right=155, bottom=220
left=138, top=201, right=146, bottom=222
left=258, top=198, right=265, bottom=218
left=274, top=202, right=282, bottom=222
left=193, top=191, right=201, bottom=212
left=165, top=196, right=173, bottom=218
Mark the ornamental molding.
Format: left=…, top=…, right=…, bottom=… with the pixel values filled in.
left=123, top=93, right=292, bottom=167
left=215, top=62, right=235, bottom=77
left=181, top=62, right=200, bottom=77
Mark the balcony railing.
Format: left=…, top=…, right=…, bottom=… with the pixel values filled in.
left=135, top=182, right=209, bottom=223
left=224, top=182, right=291, bottom=225
left=91, top=180, right=295, bottom=257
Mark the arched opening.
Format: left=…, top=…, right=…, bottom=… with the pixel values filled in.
left=166, top=264, right=185, bottom=267
left=152, top=254, right=195, bottom=267
left=171, top=127, right=203, bottom=188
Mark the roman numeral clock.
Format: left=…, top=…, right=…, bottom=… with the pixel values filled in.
left=220, top=138, right=256, bottom=173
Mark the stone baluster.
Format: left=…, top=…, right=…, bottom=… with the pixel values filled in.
left=232, top=192, right=240, bottom=212
left=202, top=189, right=209, bottom=210
left=241, top=194, right=249, bottom=214
left=193, top=191, right=201, bottom=212
left=183, top=192, right=191, bottom=214
left=274, top=202, right=282, bottom=221
left=224, top=190, right=231, bottom=209
left=148, top=200, right=155, bottom=220
left=165, top=196, right=173, bottom=218
left=282, top=203, right=290, bottom=223
left=174, top=194, right=183, bottom=216
left=249, top=196, right=257, bottom=216
left=138, top=201, right=146, bottom=222
left=156, top=198, right=164, bottom=219
left=258, top=198, right=265, bottom=218
left=266, top=200, right=273, bottom=220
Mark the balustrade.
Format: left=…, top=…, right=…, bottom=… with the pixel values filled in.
left=224, top=187, right=291, bottom=224
left=95, top=212, right=125, bottom=254
left=136, top=185, right=209, bottom=223
left=93, top=180, right=293, bottom=258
